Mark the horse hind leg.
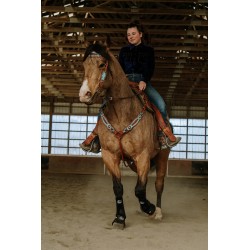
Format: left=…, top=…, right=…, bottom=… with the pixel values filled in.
left=111, top=176, right=126, bottom=228
left=154, top=171, right=164, bottom=220
left=154, top=150, right=170, bottom=220
left=154, top=195, right=163, bottom=220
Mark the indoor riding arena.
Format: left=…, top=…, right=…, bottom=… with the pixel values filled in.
left=41, top=1, right=208, bottom=249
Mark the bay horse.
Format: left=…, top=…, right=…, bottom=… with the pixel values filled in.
left=79, top=43, right=170, bottom=228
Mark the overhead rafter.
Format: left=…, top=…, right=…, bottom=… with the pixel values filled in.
left=41, top=0, right=208, bottom=107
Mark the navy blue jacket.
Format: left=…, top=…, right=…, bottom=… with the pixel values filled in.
left=118, top=43, right=155, bottom=82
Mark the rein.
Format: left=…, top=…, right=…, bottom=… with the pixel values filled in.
left=107, top=95, right=135, bottom=101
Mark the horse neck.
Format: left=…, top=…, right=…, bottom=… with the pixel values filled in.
left=109, top=76, right=132, bottom=99
left=106, top=85, right=141, bottom=124
left=106, top=56, right=141, bottom=118
left=107, top=55, right=135, bottom=102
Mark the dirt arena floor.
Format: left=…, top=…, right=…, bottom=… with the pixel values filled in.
left=41, top=172, right=208, bottom=250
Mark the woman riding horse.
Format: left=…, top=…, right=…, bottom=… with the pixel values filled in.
left=80, top=21, right=181, bottom=153
left=79, top=41, right=173, bottom=227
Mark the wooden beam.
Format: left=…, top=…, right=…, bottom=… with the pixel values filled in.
left=41, top=6, right=208, bottom=16
left=42, top=27, right=208, bottom=36
left=41, top=44, right=207, bottom=52
left=42, top=36, right=208, bottom=44
left=41, top=49, right=208, bottom=59
left=41, top=17, right=208, bottom=27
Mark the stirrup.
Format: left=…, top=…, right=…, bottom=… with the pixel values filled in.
left=158, top=132, right=169, bottom=150
left=158, top=132, right=181, bottom=150
left=166, top=137, right=181, bottom=148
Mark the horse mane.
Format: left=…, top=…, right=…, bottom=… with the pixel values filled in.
left=83, top=43, right=111, bottom=62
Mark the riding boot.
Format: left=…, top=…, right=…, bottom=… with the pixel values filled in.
left=162, top=125, right=181, bottom=148
left=150, top=103, right=181, bottom=149
left=79, top=120, right=101, bottom=153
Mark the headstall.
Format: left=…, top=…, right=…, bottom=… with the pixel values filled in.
left=84, top=52, right=109, bottom=104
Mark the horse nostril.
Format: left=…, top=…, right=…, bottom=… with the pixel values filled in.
left=86, top=91, right=92, bottom=97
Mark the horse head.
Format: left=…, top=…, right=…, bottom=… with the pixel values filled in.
left=79, top=43, right=111, bottom=105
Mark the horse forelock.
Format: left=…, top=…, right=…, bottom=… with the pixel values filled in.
left=83, top=43, right=110, bottom=62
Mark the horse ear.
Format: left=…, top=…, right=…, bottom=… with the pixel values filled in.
left=103, top=35, right=111, bottom=49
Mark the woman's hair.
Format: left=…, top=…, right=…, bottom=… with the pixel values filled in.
left=126, top=20, right=150, bottom=44
left=127, top=20, right=144, bottom=33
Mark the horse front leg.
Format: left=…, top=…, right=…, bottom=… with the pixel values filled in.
left=135, top=178, right=156, bottom=216
left=135, top=154, right=156, bottom=216
left=111, top=176, right=126, bottom=228
left=154, top=150, right=170, bottom=220
left=102, top=150, right=126, bottom=228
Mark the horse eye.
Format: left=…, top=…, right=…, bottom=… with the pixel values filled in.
left=99, top=63, right=106, bottom=68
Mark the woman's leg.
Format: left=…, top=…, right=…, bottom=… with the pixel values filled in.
left=144, top=82, right=168, bottom=123
left=127, top=76, right=167, bottom=123
left=128, top=74, right=181, bottom=148
left=144, top=82, right=181, bottom=148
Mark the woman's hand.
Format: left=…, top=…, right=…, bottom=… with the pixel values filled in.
left=138, top=81, right=146, bottom=91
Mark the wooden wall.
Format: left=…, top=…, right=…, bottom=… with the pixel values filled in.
left=42, top=155, right=208, bottom=177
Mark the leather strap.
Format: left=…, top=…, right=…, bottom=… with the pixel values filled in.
left=83, top=119, right=100, bottom=145
left=84, top=132, right=98, bottom=145
left=150, top=103, right=176, bottom=142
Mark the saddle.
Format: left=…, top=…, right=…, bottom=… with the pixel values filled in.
left=128, top=81, right=172, bottom=136
left=128, top=81, right=154, bottom=114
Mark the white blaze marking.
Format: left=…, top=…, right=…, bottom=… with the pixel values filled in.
left=79, top=79, right=90, bottom=97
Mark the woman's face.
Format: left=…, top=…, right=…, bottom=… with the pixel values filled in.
left=127, top=27, right=142, bottom=46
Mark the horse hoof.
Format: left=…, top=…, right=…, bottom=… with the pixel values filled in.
left=112, top=216, right=126, bottom=229
left=154, top=207, right=163, bottom=220
left=139, top=200, right=156, bottom=216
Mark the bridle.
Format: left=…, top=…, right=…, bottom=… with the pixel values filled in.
left=83, top=52, right=109, bottom=105
left=84, top=52, right=134, bottom=104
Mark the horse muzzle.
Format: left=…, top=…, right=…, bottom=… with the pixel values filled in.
left=79, top=89, right=103, bottom=105
left=79, top=90, right=92, bottom=103
left=79, top=79, right=106, bottom=104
